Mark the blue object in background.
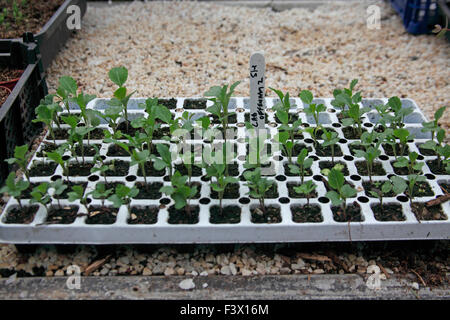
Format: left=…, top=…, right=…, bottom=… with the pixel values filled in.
left=390, top=0, right=441, bottom=34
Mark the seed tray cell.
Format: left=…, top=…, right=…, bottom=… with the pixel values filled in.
left=0, top=97, right=448, bottom=244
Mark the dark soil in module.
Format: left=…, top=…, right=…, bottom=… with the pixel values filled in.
left=211, top=183, right=240, bottom=199
left=390, top=161, right=422, bottom=175
left=189, top=182, right=202, bottom=199
left=157, top=98, right=177, bottom=109
left=137, top=161, right=165, bottom=177
left=405, top=181, right=434, bottom=197
left=291, top=205, right=323, bottom=223
left=287, top=182, right=317, bottom=198
left=174, top=164, right=202, bottom=176
left=29, top=162, right=57, bottom=176
left=183, top=99, right=207, bottom=109
left=55, top=182, right=87, bottom=199
left=411, top=203, right=447, bottom=221
left=355, top=161, right=386, bottom=176
left=68, top=163, right=94, bottom=176
left=75, top=144, right=101, bottom=157
left=103, top=160, right=130, bottom=176
left=382, top=144, right=409, bottom=156
left=36, top=143, right=58, bottom=157
left=228, top=163, right=240, bottom=176
left=319, top=161, right=349, bottom=175
left=153, top=127, right=170, bottom=140
left=342, top=127, right=366, bottom=140
left=45, top=206, right=79, bottom=224
left=332, top=203, right=363, bottom=222
left=168, top=205, right=199, bottom=224
left=210, top=205, right=241, bottom=224
left=4, top=206, right=39, bottom=224
left=417, top=143, right=436, bottom=156
left=314, top=144, right=343, bottom=157
left=251, top=206, right=282, bottom=224
left=211, top=114, right=237, bottom=124
left=363, top=181, right=397, bottom=198
left=85, top=207, right=118, bottom=225
left=348, top=144, right=365, bottom=156
left=134, top=182, right=163, bottom=199
left=53, top=128, right=69, bottom=140
left=281, top=143, right=312, bottom=157
left=128, top=207, right=159, bottom=224
left=117, top=121, right=140, bottom=136
left=426, top=159, right=447, bottom=175
left=371, top=204, right=405, bottom=221
left=315, top=128, right=337, bottom=136
left=107, top=144, right=134, bottom=157
left=283, top=163, right=313, bottom=177
left=0, top=0, right=65, bottom=38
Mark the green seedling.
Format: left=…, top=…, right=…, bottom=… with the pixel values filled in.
left=293, top=180, right=317, bottom=208
left=108, top=184, right=139, bottom=215
left=56, top=76, right=78, bottom=114
left=152, top=143, right=173, bottom=178
left=99, top=105, right=123, bottom=135
left=369, top=176, right=406, bottom=211
left=108, top=66, right=135, bottom=131
left=393, top=128, right=414, bottom=158
left=354, top=146, right=382, bottom=183
left=133, top=97, right=172, bottom=152
left=321, top=163, right=345, bottom=177
left=300, top=89, right=326, bottom=145
left=325, top=169, right=357, bottom=219
left=244, top=168, right=274, bottom=214
left=33, top=99, right=63, bottom=144
left=46, top=147, right=70, bottom=183
left=394, top=152, right=424, bottom=175
left=331, top=79, right=359, bottom=114
left=90, top=145, right=110, bottom=184
left=205, top=81, right=240, bottom=172
left=0, top=172, right=29, bottom=210
left=422, top=106, right=446, bottom=142
left=243, top=122, right=270, bottom=170
left=88, top=183, right=113, bottom=207
left=160, top=171, right=198, bottom=215
left=421, top=127, right=450, bottom=170
left=205, top=162, right=238, bottom=214
left=321, top=128, right=339, bottom=165
left=406, top=174, right=427, bottom=207
left=49, top=179, right=68, bottom=209
left=288, top=148, right=313, bottom=184
left=73, top=91, right=98, bottom=145
left=68, top=185, right=89, bottom=213
left=388, top=96, right=413, bottom=130
left=30, top=183, right=51, bottom=213
left=131, top=149, right=150, bottom=185
left=5, top=145, right=31, bottom=182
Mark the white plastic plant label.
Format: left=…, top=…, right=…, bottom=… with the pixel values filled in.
left=249, top=52, right=266, bottom=129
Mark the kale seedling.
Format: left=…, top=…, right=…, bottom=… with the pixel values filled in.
left=160, top=171, right=198, bottom=216
left=331, top=79, right=359, bottom=114
left=30, top=183, right=51, bottom=214
left=244, top=168, right=274, bottom=214
left=99, top=105, right=123, bottom=135
left=288, top=148, right=313, bottom=184
left=270, top=88, right=303, bottom=163
left=46, top=148, right=70, bottom=183
left=73, top=91, right=98, bottom=145
left=49, top=179, right=68, bottom=209
left=204, top=81, right=240, bottom=172
left=421, top=106, right=446, bottom=142
left=321, top=128, right=339, bottom=165
left=56, top=76, right=78, bottom=114
left=393, top=128, right=414, bottom=158
left=5, top=145, right=31, bottom=182
left=394, top=151, right=424, bottom=175
left=293, top=180, right=317, bottom=208
left=369, top=176, right=406, bottom=212
left=131, top=149, right=150, bottom=185
left=0, top=172, right=29, bottom=210
left=421, top=127, right=450, bottom=170
left=300, top=90, right=326, bottom=145
left=206, top=163, right=238, bottom=214
left=354, top=146, right=382, bottom=183
left=152, top=143, right=173, bottom=178
left=68, top=185, right=90, bottom=213
left=108, top=66, right=135, bottom=132
left=33, top=100, right=62, bottom=144
left=108, top=184, right=139, bottom=215
left=406, top=173, right=427, bottom=207
left=325, top=168, right=357, bottom=220
left=88, top=183, right=113, bottom=207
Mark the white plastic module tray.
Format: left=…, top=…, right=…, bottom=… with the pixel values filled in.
left=0, top=97, right=448, bottom=244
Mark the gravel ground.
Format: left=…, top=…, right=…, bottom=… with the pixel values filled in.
left=0, top=1, right=449, bottom=285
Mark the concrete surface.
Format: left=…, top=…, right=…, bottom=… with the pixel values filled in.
left=0, top=274, right=448, bottom=300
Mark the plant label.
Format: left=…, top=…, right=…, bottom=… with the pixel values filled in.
left=249, top=52, right=266, bottom=129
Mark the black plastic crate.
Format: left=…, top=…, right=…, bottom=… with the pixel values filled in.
left=0, top=36, right=48, bottom=185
